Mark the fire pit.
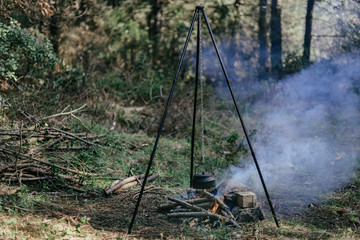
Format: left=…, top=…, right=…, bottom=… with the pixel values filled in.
left=158, top=180, right=264, bottom=227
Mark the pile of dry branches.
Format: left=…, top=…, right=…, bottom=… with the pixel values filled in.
left=158, top=189, right=240, bottom=227
left=0, top=105, right=106, bottom=193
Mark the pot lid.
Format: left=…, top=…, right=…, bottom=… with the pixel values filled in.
left=194, top=172, right=214, bottom=178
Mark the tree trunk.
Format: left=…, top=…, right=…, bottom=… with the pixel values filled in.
left=147, top=0, right=162, bottom=63
left=270, top=0, right=282, bottom=76
left=303, top=0, right=315, bottom=66
left=49, top=13, right=60, bottom=54
left=258, top=0, right=269, bottom=77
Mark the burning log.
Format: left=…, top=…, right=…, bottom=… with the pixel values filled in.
left=163, top=194, right=239, bottom=227
left=197, top=189, right=237, bottom=221
left=198, top=189, right=228, bottom=210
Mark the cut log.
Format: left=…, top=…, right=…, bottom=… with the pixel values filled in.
left=105, top=174, right=145, bottom=194
left=111, top=173, right=159, bottom=194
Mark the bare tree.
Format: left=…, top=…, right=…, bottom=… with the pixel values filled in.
left=303, top=0, right=315, bottom=66
left=258, top=0, right=269, bottom=76
left=270, top=0, right=282, bottom=75
left=147, top=0, right=163, bottom=64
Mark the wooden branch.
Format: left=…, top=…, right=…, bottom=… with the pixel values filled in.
left=105, top=174, right=145, bottom=195
left=49, top=127, right=94, bottom=146
left=113, top=173, right=160, bottom=194
left=8, top=176, right=49, bottom=181
left=196, top=202, right=214, bottom=209
left=158, top=198, right=212, bottom=212
left=40, top=104, right=87, bottom=120
left=198, top=189, right=237, bottom=221
left=113, top=181, right=138, bottom=193
left=167, top=212, right=239, bottom=227
left=199, top=190, right=229, bottom=211
left=167, top=197, right=206, bottom=212
left=0, top=148, right=99, bottom=177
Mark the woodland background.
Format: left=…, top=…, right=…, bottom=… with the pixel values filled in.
left=0, top=0, right=360, bottom=239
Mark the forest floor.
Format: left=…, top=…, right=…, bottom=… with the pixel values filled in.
left=0, top=95, right=359, bottom=239
left=0, top=180, right=360, bottom=240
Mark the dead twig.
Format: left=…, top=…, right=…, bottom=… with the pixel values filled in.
left=167, top=212, right=239, bottom=227
left=40, top=104, right=87, bottom=121
left=49, top=127, right=94, bottom=146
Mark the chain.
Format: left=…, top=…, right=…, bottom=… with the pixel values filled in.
left=199, top=13, right=205, bottom=164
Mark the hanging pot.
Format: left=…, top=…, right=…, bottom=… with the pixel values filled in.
left=192, top=172, right=216, bottom=189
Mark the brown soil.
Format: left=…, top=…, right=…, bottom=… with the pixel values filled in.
left=36, top=189, right=195, bottom=239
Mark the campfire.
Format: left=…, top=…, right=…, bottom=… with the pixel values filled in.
left=158, top=179, right=264, bottom=227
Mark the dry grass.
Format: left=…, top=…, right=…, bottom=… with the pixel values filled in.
left=0, top=212, right=122, bottom=240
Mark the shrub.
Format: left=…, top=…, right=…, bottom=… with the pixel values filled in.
left=0, top=19, right=57, bottom=89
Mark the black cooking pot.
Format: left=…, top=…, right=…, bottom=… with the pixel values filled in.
left=192, top=172, right=216, bottom=189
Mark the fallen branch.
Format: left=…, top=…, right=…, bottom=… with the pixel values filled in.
left=8, top=176, right=49, bottom=181
left=105, top=174, right=145, bottom=195
left=168, top=197, right=206, bottom=212
left=49, top=127, right=94, bottom=146
left=112, top=173, right=160, bottom=194
left=40, top=104, right=87, bottom=121
left=158, top=198, right=212, bottom=212
left=167, top=212, right=239, bottom=227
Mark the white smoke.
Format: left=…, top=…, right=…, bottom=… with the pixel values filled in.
left=227, top=51, right=360, bottom=213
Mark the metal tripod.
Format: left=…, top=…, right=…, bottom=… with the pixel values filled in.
left=128, top=6, right=279, bottom=234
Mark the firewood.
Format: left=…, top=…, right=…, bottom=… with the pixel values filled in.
left=113, top=181, right=138, bottom=193
left=157, top=198, right=212, bottom=212
left=167, top=212, right=239, bottom=227
left=110, top=173, right=160, bottom=194
left=198, top=189, right=237, bottom=221
left=8, top=177, right=49, bottom=181
left=105, top=174, right=145, bottom=194
left=196, top=202, right=214, bottom=209
left=167, top=197, right=206, bottom=212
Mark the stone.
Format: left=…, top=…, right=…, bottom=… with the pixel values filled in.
left=216, top=180, right=250, bottom=195
left=231, top=206, right=264, bottom=223
left=215, top=180, right=250, bottom=206
left=236, top=191, right=257, bottom=208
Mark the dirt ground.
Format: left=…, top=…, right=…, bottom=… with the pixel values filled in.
left=1, top=183, right=359, bottom=239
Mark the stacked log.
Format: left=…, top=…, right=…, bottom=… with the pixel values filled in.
left=158, top=189, right=239, bottom=227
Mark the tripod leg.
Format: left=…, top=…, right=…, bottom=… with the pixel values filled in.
left=127, top=8, right=199, bottom=234
left=190, top=10, right=201, bottom=188
left=201, top=8, right=280, bottom=228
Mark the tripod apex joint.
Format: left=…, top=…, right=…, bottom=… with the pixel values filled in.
left=196, top=6, right=204, bottom=10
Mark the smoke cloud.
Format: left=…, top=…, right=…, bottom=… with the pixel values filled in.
left=224, top=52, right=360, bottom=214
